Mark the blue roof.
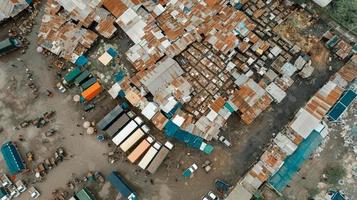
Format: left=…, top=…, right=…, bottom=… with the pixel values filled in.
left=164, top=120, right=204, bottom=149
left=107, top=171, right=136, bottom=200
left=1, top=141, right=25, bottom=175
left=107, top=48, right=118, bottom=57
left=328, top=90, right=356, bottom=121
left=339, top=90, right=356, bottom=106
left=331, top=191, right=346, bottom=200
left=75, top=55, right=88, bottom=67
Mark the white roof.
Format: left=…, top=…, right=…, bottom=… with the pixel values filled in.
left=172, top=115, right=185, bottom=127
left=273, top=133, right=297, bottom=155
left=160, top=96, right=177, bottom=113
left=266, top=82, right=287, bottom=103
left=225, top=184, right=253, bottom=200
left=206, top=109, right=218, bottom=122
left=141, top=102, right=159, bottom=120
left=98, top=52, right=113, bottom=65
left=153, top=4, right=165, bottom=16
left=108, top=83, right=122, bottom=99
left=290, top=108, right=321, bottom=139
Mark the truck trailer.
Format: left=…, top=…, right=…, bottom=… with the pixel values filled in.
left=80, top=77, right=97, bottom=91
left=127, top=136, right=154, bottom=163
left=0, top=38, right=21, bottom=56
left=96, top=104, right=124, bottom=131
left=74, top=70, right=91, bottom=86
left=120, top=129, right=145, bottom=152
left=112, top=121, right=138, bottom=145
left=138, top=142, right=162, bottom=170
left=146, top=141, right=173, bottom=174
left=107, top=171, right=137, bottom=200
left=106, top=114, right=130, bottom=138
left=63, top=67, right=81, bottom=85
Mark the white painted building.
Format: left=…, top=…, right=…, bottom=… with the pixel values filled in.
left=313, top=0, right=333, bottom=7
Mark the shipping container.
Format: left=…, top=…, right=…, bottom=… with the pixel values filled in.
left=147, top=141, right=173, bottom=174
left=138, top=142, right=162, bottom=170
left=106, top=114, right=130, bottom=138
left=120, top=129, right=145, bottom=152
left=74, top=70, right=91, bottom=86
left=0, top=38, right=21, bottom=56
left=63, top=67, right=81, bottom=85
left=127, top=136, right=154, bottom=163
left=81, top=82, right=101, bottom=101
left=80, top=77, right=97, bottom=91
left=112, top=121, right=138, bottom=145
left=107, top=171, right=137, bottom=200
left=97, top=105, right=124, bottom=131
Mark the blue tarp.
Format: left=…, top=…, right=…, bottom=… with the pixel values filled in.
left=164, top=120, right=204, bottom=149
left=1, top=141, right=25, bottom=175
left=114, top=71, right=125, bottom=83
left=269, top=130, right=323, bottom=192
left=107, top=48, right=118, bottom=57
left=75, top=55, right=88, bottom=67
left=328, top=90, right=356, bottom=121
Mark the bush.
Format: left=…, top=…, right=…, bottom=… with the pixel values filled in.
left=323, top=164, right=346, bottom=185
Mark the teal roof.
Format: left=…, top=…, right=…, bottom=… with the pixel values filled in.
left=269, top=130, right=323, bottom=192
left=76, top=188, right=96, bottom=200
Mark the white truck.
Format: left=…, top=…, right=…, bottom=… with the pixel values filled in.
left=138, top=142, right=162, bottom=170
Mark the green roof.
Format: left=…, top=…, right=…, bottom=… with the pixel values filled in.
left=76, top=188, right=96, bottom=200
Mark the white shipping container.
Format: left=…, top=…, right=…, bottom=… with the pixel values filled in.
left=138, top=142, right=161, bottom=170
left=112, top=121, right=138, bottom=146
left=120, top=129, right=145, bottom=152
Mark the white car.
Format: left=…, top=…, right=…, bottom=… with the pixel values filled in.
left=0, top=174, right=12, bottom=187
left=15, top=180, right=27, bottom=192
left=56, top=82, right=66, bottom=93
left=201, top=196, right=210, bottom=200
left=218, top=135, right=232, bottom=147
left=188, top=163, right=198, bottom=174
left=28, top=186, right=40, bottom=199
left=208, top=191, right=219, bottom=200
left=8, top=185, right=20, bottom=198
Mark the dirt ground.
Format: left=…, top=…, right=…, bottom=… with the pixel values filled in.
left=0, top=2, right=347, bottom=200
left=310, top=42, right=330, bottom=71
left=274, top=10, right=317, bottom=53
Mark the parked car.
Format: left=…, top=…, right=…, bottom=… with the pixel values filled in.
left=8, top=185, right=20, bottom=198
left=218, top=135, right=232, bottom=147
left=15, top=180, right=27, bottom=192
left=28, top=186, right=40, bottom=199
left=0, top=174, right=12, bottom=187
left=182, top=163, right=198, bottom=177
left=201, top=196, right=211, bottom=200
left=56, top=82, right=66, bottom=93
left=208, top=191, right=219, bottom=200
